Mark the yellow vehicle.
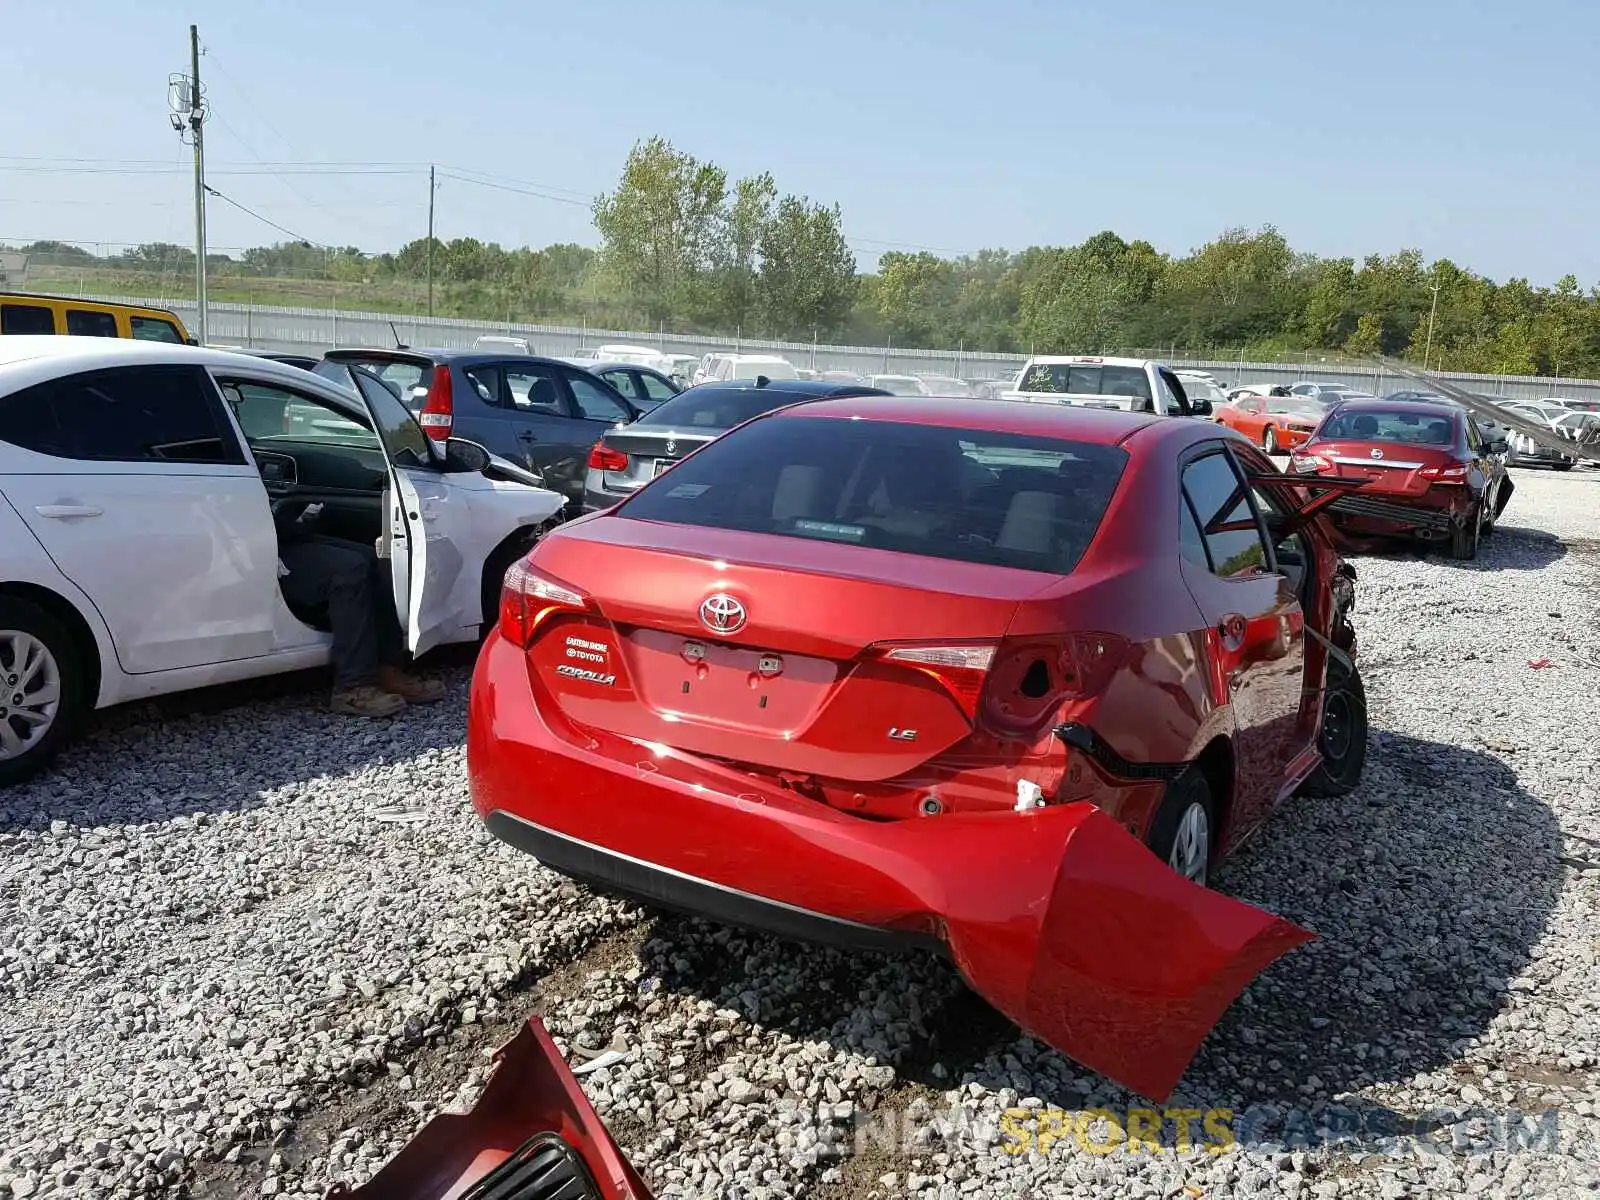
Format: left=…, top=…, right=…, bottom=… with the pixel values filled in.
left=0, top=292, right=193, bottom=343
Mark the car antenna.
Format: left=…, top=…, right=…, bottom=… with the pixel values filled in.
left=388, top=320, right=410, bottom=351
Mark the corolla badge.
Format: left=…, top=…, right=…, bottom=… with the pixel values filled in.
left=699, top=593, right=747, bottom=635
left=1370, top=448, right=1384, bottom=459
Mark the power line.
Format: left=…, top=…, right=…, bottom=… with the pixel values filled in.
left=434, top=170, right=593, bottom=208
left=203, top=184, right=326, bottom=248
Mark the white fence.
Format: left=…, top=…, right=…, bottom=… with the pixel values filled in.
left=142, top=296, right=1600, bottom=405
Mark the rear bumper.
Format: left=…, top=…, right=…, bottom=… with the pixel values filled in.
left=467, top=632, right=1313, bottom=1102
left=482, top=808, right=943, bottom=957
left=1328, top=492, right=1468, bottom=536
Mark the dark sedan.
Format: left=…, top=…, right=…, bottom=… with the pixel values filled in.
left=582, top=378, right=890, bottom=512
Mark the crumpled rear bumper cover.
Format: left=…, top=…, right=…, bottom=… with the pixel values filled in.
left=469, top=631, right=1314, bottom=1104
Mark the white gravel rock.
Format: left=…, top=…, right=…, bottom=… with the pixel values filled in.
left=0, top=467, right=1595, bottom=1199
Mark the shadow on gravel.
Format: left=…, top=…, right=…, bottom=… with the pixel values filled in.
left=640, top=726, right=1564, bottom=1116
left=1347, top=526, right=1567, bottom=572
left=0, top=644, right=480, bottom=833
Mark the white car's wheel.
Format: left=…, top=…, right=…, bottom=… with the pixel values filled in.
left=0, top=599, right=87, bottom=787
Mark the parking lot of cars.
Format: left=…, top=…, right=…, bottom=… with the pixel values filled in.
left=1, top=385, right=1598, bottom=1199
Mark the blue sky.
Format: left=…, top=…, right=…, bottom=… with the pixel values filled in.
left=2, top=0, right=1596, bottom=284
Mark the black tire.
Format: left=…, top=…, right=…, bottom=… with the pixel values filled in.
left=1146, top=768, right=1215, bottom=886
left=1481, top=489, right=1497, bottom=538
left=0, top=598, right=88, bottom=787
left=1555, top=461, right=1575, bottom=472
left=1299, top=661, right=1367, bottom=798
left=1448, top=504, right=1480, bottom=561
left=1264, top=426, right=1280, bottom=454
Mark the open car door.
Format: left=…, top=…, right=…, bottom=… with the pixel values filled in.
left=351, top=370, right=470, bottom=656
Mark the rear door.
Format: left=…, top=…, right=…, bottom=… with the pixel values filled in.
left=468, top=359, right=575, bottom=491
left=0, top=363, right=279, bottom=672
left=1176, top=445, right=1306, bottom=834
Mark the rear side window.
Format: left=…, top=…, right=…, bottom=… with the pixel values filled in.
left=1181, top=452, right=1267, bottom=578
left=618, top=415, right=1128, bottom=576
left=66, top=309, right=119, bottom=337
left=128, top=315, right=184, bottom=343
left=1, top=303, right=56, bottom=335
left=0, top=365, right=243, bottom=464
left=1019, top=362, right=1153, bottom=404
left=599, top=368, right=642, bottom=402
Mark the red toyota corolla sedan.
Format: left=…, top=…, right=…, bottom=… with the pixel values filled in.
left=468, top=396, right=1366, bottom=1102
left=1290, top=399, right=1513, bottom=560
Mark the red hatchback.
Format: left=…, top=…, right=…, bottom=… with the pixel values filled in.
left=1290, top=399, right=1512, bottom=560
left=468, top=397, right=1366, bottom=1101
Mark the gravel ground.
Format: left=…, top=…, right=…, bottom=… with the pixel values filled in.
left=1, top=467, right=1597, bottom=1200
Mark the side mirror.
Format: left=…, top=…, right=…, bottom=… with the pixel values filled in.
left=1189, top=397, right=1213, bottom=417
left=1487, top=438, right=1509, bottom=455
left=441, top=436, right=492, bottom=474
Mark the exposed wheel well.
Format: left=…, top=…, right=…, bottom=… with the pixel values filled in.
left=479, top=520, right=560, bottom=630
left=1193, top=736, right=1234, bottom=852
left=0, top=581, right=103, bottom=707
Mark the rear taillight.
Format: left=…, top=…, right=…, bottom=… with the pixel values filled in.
left=418, top=365, right=454, bottom=441
left=1420, top=463, right=1469, bottom=483
left=587, top=442, right=629, bottom=472
left=874, top=643, right=997, bottom=720
left=499, top=558, right=589, bottom=647
left=1291, top=453, right=1331, bottom=473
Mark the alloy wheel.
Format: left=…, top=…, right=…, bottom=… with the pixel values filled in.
left=0, top=630, right=62, bottom=761
left=1168, top=802, right=1210, bottom=886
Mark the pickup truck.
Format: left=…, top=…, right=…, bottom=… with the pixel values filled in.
left=1003, top=355, right=1212, bottom=417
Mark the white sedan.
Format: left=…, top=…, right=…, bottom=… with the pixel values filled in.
left=0, top=337, right=566, bottom=783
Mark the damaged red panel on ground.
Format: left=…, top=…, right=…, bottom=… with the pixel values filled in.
left=466, top=396, right=1360, bottom=1106
left=335, top=1018, right=650, bottom=1200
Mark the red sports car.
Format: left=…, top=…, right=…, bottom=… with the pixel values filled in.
left=468, top=397, right=1367, bottom=1102
left=1216, top=390, right=1328, bottom=454
left=1290, top=399, right=1513, bottom=561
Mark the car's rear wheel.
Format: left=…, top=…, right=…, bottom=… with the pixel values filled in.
left=1555, top=461, right=1575, bottom=472
left=1147, top=769, right=1214, bottom=886
left=0, top=599, right=87, bottom=787
left=1481, top=489, right=1497, bottom=538
left=1448, top=503, right=1481, bottom=561
left=1299, top=661, right=1367, bottom=798
left=480, top=519, right=563, bottom=635
left=1264, top=426, right=1280, bottom=454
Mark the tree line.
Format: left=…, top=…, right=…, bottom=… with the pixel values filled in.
left=11, top=137, right=1600, bottom=377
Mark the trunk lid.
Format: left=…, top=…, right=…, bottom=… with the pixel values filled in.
left=1304, top=439, right=1456, bottom=495
left=526, top=518, right=1051, bottom=782
left=595, top=426, right=717, bottom=493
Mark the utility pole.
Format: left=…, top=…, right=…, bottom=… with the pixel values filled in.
left=426, top=164, right=436, bottom=318
left=169, top=26, right=209, bottom=344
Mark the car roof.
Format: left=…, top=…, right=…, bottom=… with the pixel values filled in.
left=1326, top=398, right=1464, bottom=417
left=766, top=394, right=1166, bottom=444
left=326, top=346, right=568, bottom=369
left=1025, top=355, right=1155, bottom=368
left=678, top=379, right=890, bottom=399
left=0, top=335, right=363, bottom=395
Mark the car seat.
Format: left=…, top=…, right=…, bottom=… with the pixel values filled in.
left=995, top=491, right=1060, bottom=557
left=524, top=377, right=560, bottom=413
left=771, top=464, right=824, bottom=522
left=1351, top=413, right=1379, bottom=439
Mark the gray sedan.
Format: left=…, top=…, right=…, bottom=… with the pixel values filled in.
left=582, top=378, right=890, bottom=512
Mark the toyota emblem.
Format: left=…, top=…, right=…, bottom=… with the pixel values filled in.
left=1370, top=448, right=1384, bottom=459
left=699, top=593, right=747, bottom=635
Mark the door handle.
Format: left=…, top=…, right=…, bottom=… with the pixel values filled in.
left=35, top=504, right=103, bottom=519
left=517, top=430, right=537, bottom=441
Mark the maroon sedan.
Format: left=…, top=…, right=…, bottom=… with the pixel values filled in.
left=468, top=396, right=1367, bottom=1101
left=1290, top=399, right=1513, bottom=560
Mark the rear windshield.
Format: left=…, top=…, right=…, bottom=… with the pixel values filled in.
left=637, top=385, right=810, bottom=431
left=618, top=415, right=1128, bottom=576
left=1266, top=396, right=1326, bottom=417
left=319, top=357, right=429, bottom=410
left=1019, top=362, right=1153, bottom=403
left=1319, top=407, right=1456, bottom=446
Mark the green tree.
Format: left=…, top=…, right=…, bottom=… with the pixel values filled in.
left=704, top=172, right=776, bottom=330
left=874, top=251, right=955, bottom=343
left=1345, top=311, right=1383, bottom=355
left=756, top=196, right=857, bottom=339
left=592, top=136, right=728, bottom=323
